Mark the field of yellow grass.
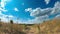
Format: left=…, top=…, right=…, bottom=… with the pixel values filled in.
left=0, top=18, right=60, bottom=34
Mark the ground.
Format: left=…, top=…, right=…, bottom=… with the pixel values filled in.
left=0, top=18, right=60, bottom=34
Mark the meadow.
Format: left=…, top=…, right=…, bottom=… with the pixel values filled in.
left=0, top=18, right=60, bottom=34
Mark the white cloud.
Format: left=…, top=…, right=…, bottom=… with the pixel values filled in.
left=1, top=0, right=11, bottom=8
left=25, top=8, right=52, bottom=17
left=25, top=8, right=32, bottom=12
left=0, top=0, right=8, bottom=12
left=51, top=2, right=60, bottom=15
left=0, top=11, right=2, bottom=14
left=25, top=1, right=60, bottom=24
left=0, top=14, right=8, bottom=22
left=8, top=15, right=14, bottom=18
left=0, top=12, right=15, bottom=23
left=0, top=7, right=7, bottom=12
left=55, top=14, right=60, bottom=18
left=0, top=17, right=9, bottom=23
left=23, top=15, right=49, bottom=24
left=0, top=0, right=11, bottom=12
left=45, top=0, right=50, bottom=4
left=14, top=8, right=19, bottom=11
left=0, top=0, right=19, bottom=23
left=30, top=8, right=41, bottom=17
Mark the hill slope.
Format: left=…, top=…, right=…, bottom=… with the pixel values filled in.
left=40, top=18, right=60, bottom=34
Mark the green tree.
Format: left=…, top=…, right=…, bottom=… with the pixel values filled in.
left=0, top=19, right=1, bottom=22
left=10, top=20, right=13, bottom=24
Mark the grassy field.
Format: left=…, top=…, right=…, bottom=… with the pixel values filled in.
left=0, top=18, right=60, bottom=34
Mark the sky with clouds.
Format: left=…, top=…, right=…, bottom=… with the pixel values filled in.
left=0, top=0, right=60, bottom=24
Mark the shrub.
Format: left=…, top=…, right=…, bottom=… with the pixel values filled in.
left=10, top=20, right=13, bottom=24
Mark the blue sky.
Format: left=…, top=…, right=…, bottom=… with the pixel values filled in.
left=0, top=0, right=60, bottom=24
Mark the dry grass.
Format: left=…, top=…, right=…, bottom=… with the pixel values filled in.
left=0, top=18, right=60, bottom=34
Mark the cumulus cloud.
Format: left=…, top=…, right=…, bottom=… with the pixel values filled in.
left=25, top=8, right=52, bottom=17
left=31, top=8, right=52, bottom=17
left=51, top=2, right=60, bottom=15
left=45, top=0, right=50, bottom=4
left=25, top=1, right=60, bottom=24
left=25, top=7, right=52, bottom=24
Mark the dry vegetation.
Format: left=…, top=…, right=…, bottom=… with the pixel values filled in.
left=39, top=18, right=60, bottom=34
left=0, top=18, right=60, bottom=34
